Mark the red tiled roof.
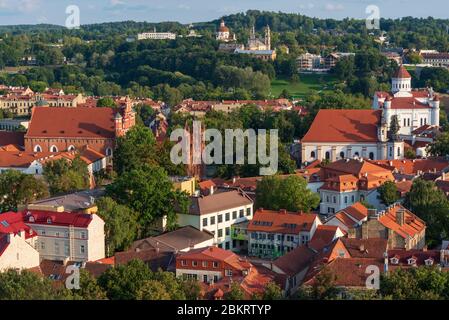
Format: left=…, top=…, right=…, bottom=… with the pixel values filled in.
left=304, top=257, right=384, bottom=288
left=248, top=209, right=318, bottom=234
left=0, top=131, right=25, bottom=148
left=26, top=107, right=117, bottom=139
left=308, top=225, right=341, bottom=251
left=378, top=204, right=426, bottom=239
left=177, top=246, right=251, bottom=271
left=0, top=151, right=56, bottom=168
left=393, top=65, right=411, bottom=79
left=22, top=210, right=94, bottom=228
left=0, top=212, right=36, bottom=239
left=302, top=109, right=381, bottom=143
left=371, top=158, right=449, bottom=175
left=341, top=202, right=369, bottom=221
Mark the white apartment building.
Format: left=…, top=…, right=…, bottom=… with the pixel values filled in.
left=177, top=188, right=253, bottom=251
left=137, top=32, right=176, bottom=40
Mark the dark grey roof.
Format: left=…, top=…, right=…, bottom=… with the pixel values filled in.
left=188, top=189, right=253, bottom=215
left=29, top=188, right=106, bottom=212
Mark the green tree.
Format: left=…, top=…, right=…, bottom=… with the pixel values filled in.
left=0, top=269, right=70, bottom=300
left=71, top=269, right=108, bottom=300
left=0, top=170, right=49, bottom=212
left=377, top=181, right=399, bottom=206
left=404, top=178, right=449, bottom=245
left=224, top=282, right=245, bottom=300
left=380, top=267, right=449, bottom=300
left=428, top=132, right=449, bottom=156
left=262, top=282, right=283, bottom=300
left=389, top=115, right=401, bottom=139
left=43, top=156, right=90, bottom=195
left=106, top=165, right=189, bottom=236
left=113, top=126, right=157, bottom=175
left=96, top=97, right=117, bottom=108
left=98, top=259, right=153, bottom=300
left=95, top=197, right=139, bottom=256
left=256, top=175, right=320, bottom=212
left=311, top=266, right=339, bottom=300
left=136, top=280, right=171, bottom=300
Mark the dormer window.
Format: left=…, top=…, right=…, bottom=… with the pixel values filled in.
left=407, top=258, right=417, bottom=266
left=425, top=258, right=434, bottom=266
left=29, top=216, right=35, bottom=223
left=47, top=217, right=52, bottom=224
left=390, top=257, right=399, bottom=265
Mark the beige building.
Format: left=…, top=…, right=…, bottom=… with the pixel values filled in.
left=23, top=209, right=105, bottom=263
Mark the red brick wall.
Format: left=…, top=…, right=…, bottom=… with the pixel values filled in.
left=24, top=137, right=115, bottom=154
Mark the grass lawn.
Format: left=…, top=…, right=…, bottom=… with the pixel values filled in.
left=270, top=73, right=338, bottom=99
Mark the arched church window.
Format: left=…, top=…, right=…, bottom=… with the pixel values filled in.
left=325, top=152, right=330, bottom=160
left=310, top=151, right=316, bottom=159
left=369, top=152, right=374, bottom=160
left=34, top=145, right=42, bottom=153
left=354, top=152, right=360, bottom=158
left=68, top=145, right=76, bottom=152
left=50, top=145, right=58, bottom=153
left=340, top=151, right=345, bottom=159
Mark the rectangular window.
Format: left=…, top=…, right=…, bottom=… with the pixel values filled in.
left=203, top=275, right=208, bottom=283
left=218, top=214, right=223, bottom=223
left=192, top=261, right=198, bottom=267
left=225, top=212, right=230, bottom=221
left=202, top=261, right=208, bottom=267
left=225, top=242, right=230, bottom=250
left=246, top=208, right=251, bottom=216
left=218, top=229, right=223, bottom=238
left=213, top=261, right=218, bottom=268
left=202, top=218, right=208, bottom=227
left=80, top=232, right=86, bottom=239
left=225, top=227, right=230, bottom=236
left=181, top=260, right=187, bottom=266
left=41, top=242, right=45, bottom=250
left=232, top=211, right=237, bottom=219
left=210, top=216, right=215, bottom=225
left=239, top=209, right=244, bottom=218
left=225, top=270, right=233, bottom=277
left=80, top=245, right=85, bottom=254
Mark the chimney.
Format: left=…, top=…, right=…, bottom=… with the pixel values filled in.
left=368, top=208, right=378, bottom=220
left=383, top=252, right=389, bottom=273
left=396, top=209, right=405, bottom=226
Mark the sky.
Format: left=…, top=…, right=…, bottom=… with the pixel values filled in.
left=0, top=0, right=448, bottom=26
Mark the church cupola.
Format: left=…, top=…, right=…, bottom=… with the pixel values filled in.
left=392, top=65, right=412, bottom=97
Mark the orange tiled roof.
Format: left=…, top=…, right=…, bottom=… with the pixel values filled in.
left=248, top=209, right=318, bottom=234
left=301, top=109, right=382, bottom=143
left=378, top=204, right=426, bottom=239
left=26, top=107, right=117, bottom=139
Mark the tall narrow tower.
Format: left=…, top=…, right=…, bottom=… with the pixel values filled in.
left=265, top=25, right=271, bottom=50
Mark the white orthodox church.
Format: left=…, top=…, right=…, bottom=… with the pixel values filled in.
left=216, top=20, right=236, bottom=42
left=372, top=65, right=440, bottom=135
left=301, top=66, right=440, bottom=163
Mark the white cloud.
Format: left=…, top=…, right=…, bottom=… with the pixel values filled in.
left=17, top=0, right=40, bottom=12
left=324, top=3, right=344, bottom=11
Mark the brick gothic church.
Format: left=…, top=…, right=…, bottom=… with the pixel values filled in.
left=24, top=99, right=135, bottom=156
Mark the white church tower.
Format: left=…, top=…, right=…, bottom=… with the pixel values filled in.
left=391, top=65, right=413, bottom=97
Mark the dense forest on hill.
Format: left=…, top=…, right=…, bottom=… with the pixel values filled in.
left=1, top=11, right=449, bottom=103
